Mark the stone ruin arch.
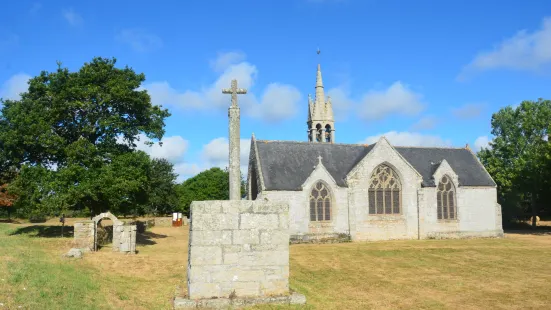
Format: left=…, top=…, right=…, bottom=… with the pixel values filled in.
left=73, top=212, right=136, bottom=254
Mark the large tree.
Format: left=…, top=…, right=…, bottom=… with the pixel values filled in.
left=147, top=158, right=178, bottom=216
left=0, top=57, right=172, bottom=217
left=175, top=167, right=245, bottom=216
left=478, top=99, right=551, bottom=227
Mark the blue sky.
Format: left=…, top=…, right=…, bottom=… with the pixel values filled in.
left=1, top=0, right=551, bottom=180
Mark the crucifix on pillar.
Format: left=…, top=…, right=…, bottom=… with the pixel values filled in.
left=222, top=79, right=247, bottom=107
left=222, top=79, right=248, bottom=200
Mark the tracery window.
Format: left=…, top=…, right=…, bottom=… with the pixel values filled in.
left=437, top=175, right=456, bottom=220
left=309, top=181, right=332, bottom=221
left=368, top=164, right=401, bottom=215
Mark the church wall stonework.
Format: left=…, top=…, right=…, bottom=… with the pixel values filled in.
left=261, top=163, right=350, bottom=239
left=419, top=159, right=503, bottom=239
left=421, top=187, right=503, bottom=238
left=346, top=139, right=422, bottom=241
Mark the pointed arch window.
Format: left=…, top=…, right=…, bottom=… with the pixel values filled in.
left=437, top=175, right=456, bottom=220
left=309, top=181, right=332, bottom=221
left=368, top=164, right=401, bottom=215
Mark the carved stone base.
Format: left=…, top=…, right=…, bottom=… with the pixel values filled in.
left=173, top=292, right=306, bottom=309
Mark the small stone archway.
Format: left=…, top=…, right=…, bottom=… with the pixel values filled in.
left=73, top=212, right=136, bottom=254
left=92, top=212, right=123, bottom=252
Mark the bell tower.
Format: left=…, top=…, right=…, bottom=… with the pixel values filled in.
left=307, top=50, right=335, bottom=143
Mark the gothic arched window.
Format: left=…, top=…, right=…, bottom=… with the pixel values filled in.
left=368, top=164, right=401, bottom=215
left=437, top=175, right=456, bottom=220
left=309, top=181, right=332, bottom=221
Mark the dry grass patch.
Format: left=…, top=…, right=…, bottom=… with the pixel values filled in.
left=2, top=220, right=551, bottom=310
left=282, top=235, right=551, bottom=310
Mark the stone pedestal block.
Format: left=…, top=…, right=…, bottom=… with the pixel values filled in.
left=178, top=200, right=306, bottom=307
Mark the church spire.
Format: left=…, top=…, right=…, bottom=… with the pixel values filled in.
left=314, top=64, right=325, bottom=118
left=307, top=49, right=335, bottom=144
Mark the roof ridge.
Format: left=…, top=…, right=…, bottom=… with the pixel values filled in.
left=254, top=139, right=467, bottom=150
left=394, top=146, right=468, bottom=150
left=256, top=139, right=373, bottom=147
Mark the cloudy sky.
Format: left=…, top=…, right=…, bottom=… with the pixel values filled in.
left=1, top=0, right=551, bottom=181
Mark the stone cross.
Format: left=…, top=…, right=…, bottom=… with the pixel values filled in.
left=222, top=79, right=247, bottom=200
left=222, top=79, right=247, bottom=107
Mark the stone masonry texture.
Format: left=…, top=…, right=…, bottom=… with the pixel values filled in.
left=73, top=213, right=136, bottom=254
left=228, top=106, right=241, bottom=200
left=73, top=220, right=95, bottom=252
left=187, top=200, right=290, bottom=300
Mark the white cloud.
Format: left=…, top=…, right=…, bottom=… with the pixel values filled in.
left=410, top=116, right=437, bottom=130
left=172, top=136, right=252, bottom=182
left=210, top=51, right=246, bottom=72
left=173, top=163, right=203, bottom=181
left=201, top=137, right=251, bottom=175
left=0, top=73, right=31, bottom=101
left=452, top=103, right=484, bottom=119
left=143, top=52, right=302, bottom=122
left=62, top=8, right=83, bottom=26
left=459, top=17, right=551, bottom=79
left=116, top=28, right=163, bottom=53
left=358, top=81, right=425, bottom=120
left=117, top=133, right=194, bottom=181
left=362, top=131, right=452, bottom=147
left=134, top=134, right=189, bottom=163
left=247, top=83, right=301, bottom=121
left=474, top=136, right=490, bottom=152
left=326, top=86, right=354, bottom=121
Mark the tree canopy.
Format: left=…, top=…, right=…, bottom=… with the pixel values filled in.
left=0, top=57, right=176, bottom=218
left=175, top=167, right=245, bottom=216
left=478, top=98, right=551, bottom=226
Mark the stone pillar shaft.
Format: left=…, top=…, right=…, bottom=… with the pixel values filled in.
left=229, top=106, right=241, bottom=200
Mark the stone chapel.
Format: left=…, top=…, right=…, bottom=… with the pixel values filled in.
left=245, top=63, right=503, bottom=242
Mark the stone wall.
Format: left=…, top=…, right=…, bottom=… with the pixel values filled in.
left=187, top=200, right=290, bottom=300
left=73, top=213, right=137, bottom=254
left=73, top=220, right=95, bottom=252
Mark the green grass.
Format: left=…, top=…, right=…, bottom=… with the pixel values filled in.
left=2, top=222, right=551, bottom=310
left=0, top=224, right=105, bottom=310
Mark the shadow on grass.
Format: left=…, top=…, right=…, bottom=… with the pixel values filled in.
left=137, top=230, right=168, bottom=246
left=9, top=225, right=75, bottom=238
left=505, top=222, right=551, bottom=235
left=0, top=219, right=22, bottom=224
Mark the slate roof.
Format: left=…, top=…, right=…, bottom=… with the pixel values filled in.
left=394, top=147, right=496, bottom=187
left=253, top=140, right=495, bottom=191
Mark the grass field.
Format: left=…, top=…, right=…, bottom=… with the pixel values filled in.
left=1, top=219, right=551, bottom=310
